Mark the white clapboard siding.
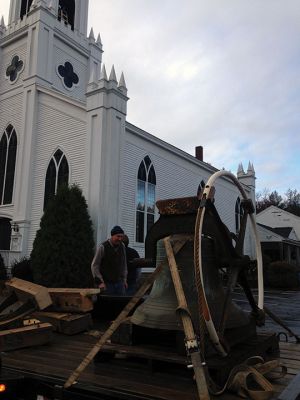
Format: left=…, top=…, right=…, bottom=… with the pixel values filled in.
left=120, top=124, right=255, bottom=258
left=27, top=96, right=87, bottom=253
left=0, top=93, right=23, bottom=134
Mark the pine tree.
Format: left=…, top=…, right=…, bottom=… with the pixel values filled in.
left=31, top=184, right=95, bottom=288
left=0, top=253, right=7, bottom=280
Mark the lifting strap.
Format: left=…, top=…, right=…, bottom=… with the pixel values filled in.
left=210, top=356, right=287, bottom=400
left=164, top=236, right=210, bottom=400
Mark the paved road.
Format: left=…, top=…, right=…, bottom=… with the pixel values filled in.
left=234, top=287, right=300, bottom=341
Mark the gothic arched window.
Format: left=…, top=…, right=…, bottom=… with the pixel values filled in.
left=58, top=0, right=75, bottom=30
left=136, top=156, right=156, bottom=243
left=0, top=125, right=17, bottom=205
left=20, top=0, right=33, bottom=19
left=235, top=197, right=244, bottom=234
left=44, top=149, right=69, bottom=209
left=0, top=217, right=12, bottom=250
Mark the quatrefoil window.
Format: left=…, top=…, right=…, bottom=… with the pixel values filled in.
left=57, top=61, right=79, bottom=90
left=6, top=56, right=24, bottom=83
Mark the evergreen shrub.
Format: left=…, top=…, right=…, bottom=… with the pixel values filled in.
left=265, top=261, right=300, bottom=289
left=31, top=184, right=95, bottom=288
left=0, top=254, right=7, bottom=281
left=11, top=257, right=33, bottom=282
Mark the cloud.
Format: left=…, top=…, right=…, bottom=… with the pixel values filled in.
left=2, top=0, right=300, bottom=194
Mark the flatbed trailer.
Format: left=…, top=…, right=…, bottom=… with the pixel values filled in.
left=1, top=287, right=300, bottom=400
left=0, top=330, right=298, bottom=400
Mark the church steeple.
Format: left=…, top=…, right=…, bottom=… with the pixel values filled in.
left=8, top=0, right=89, bottom=37
left=237, top=161, right=256, bottom=205
left=2, top=0, right=101, bottom=104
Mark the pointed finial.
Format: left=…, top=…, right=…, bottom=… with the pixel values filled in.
left=89, top=27, right=95, bottom=41
left=118, top=72, right=127, bottom=89
left=0, top=17, right=5, bottom=35
left=247, top=161, right=255, bottom=175
left=0, top=16, right=5, bottom=29
left=96, top=33, right=102, bottom=46
left=99, top=64, right=108, bottom=80
left=31, top=0, right=38, bottom=9
left=47, top=0, right=55, bottom=10
left=237, top=163, right=245, bottom=176
left=109, top=65, right=117, bottom=82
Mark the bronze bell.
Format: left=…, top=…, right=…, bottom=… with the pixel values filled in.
left=131, top=235, right=198, bottom=330
left=131, top=234, right=251, bottom=335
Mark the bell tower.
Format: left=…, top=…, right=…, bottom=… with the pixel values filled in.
left=3, top=0, right=100, bottom=102
left=8, top=0, right=88, bottom=36
left=0, top=0, right=104, bottom=262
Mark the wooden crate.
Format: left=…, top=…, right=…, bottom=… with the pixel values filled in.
left=0, top=322, right=53, bottom=351
left=33, top=311, right=93, bottom=335
left=48, top=288, right=99, bottom=313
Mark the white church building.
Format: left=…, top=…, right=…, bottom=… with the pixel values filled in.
left=0, top=0, right=256, bottom=268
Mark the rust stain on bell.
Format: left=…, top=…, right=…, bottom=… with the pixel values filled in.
left=156, top=196, right=199, bottom=215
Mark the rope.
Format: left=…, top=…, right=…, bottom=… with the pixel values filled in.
left=194, top=206, right=207, bottom=357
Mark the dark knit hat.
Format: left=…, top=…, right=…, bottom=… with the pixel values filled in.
left=111, top=225, right=124, bottom=236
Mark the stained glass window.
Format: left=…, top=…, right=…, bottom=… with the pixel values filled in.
left=136, top=157, right=156, bottom=243
left=0, top=125, right=17, bottom=205
left=44, top=150, right=69, bottom=209
left=235, top=197, right=244, bottom=234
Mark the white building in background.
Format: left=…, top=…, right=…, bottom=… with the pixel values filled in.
left=257, top=206, right=300, bottom=265
left=0, top=0, right=256, bottom=267
left=257, top=206, right=300, bottom=240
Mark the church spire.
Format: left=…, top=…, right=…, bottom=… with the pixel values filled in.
left=100, top=64, right=108, bottom=81
left=109, top=65, right=117, bottom=83
left=89, top=27, right=95, bottom=41
left=0, top=16, right=5, bottom=35
left=118, top=72, right=127, bottom=94
left=96, top=33, right=102, bottom=46
left=237, top=163, right=245, bottom=177
left=247, top=161, right=255, bottom=175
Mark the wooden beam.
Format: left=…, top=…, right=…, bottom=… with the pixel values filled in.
left=6, top=278, right=52, bottom=310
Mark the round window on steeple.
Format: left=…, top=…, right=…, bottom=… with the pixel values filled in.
left=56, top=61, right=79, bottom=90
left=5, top=56, right=24, bottom=84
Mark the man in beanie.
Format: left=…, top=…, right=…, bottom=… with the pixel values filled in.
left=91, top=225, right=127, bottom=295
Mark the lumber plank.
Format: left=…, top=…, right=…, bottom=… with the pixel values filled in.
left=0, top=322, right=53, bottom=351
left=49, top=288, right=100, bottom=296
left=6, top=278, right=52, bottom=310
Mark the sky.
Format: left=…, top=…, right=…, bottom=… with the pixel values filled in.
left=1, top=0, right=300, bottom=195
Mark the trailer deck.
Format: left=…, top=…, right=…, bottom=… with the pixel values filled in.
left=1, top=288, right=300, bottom=400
